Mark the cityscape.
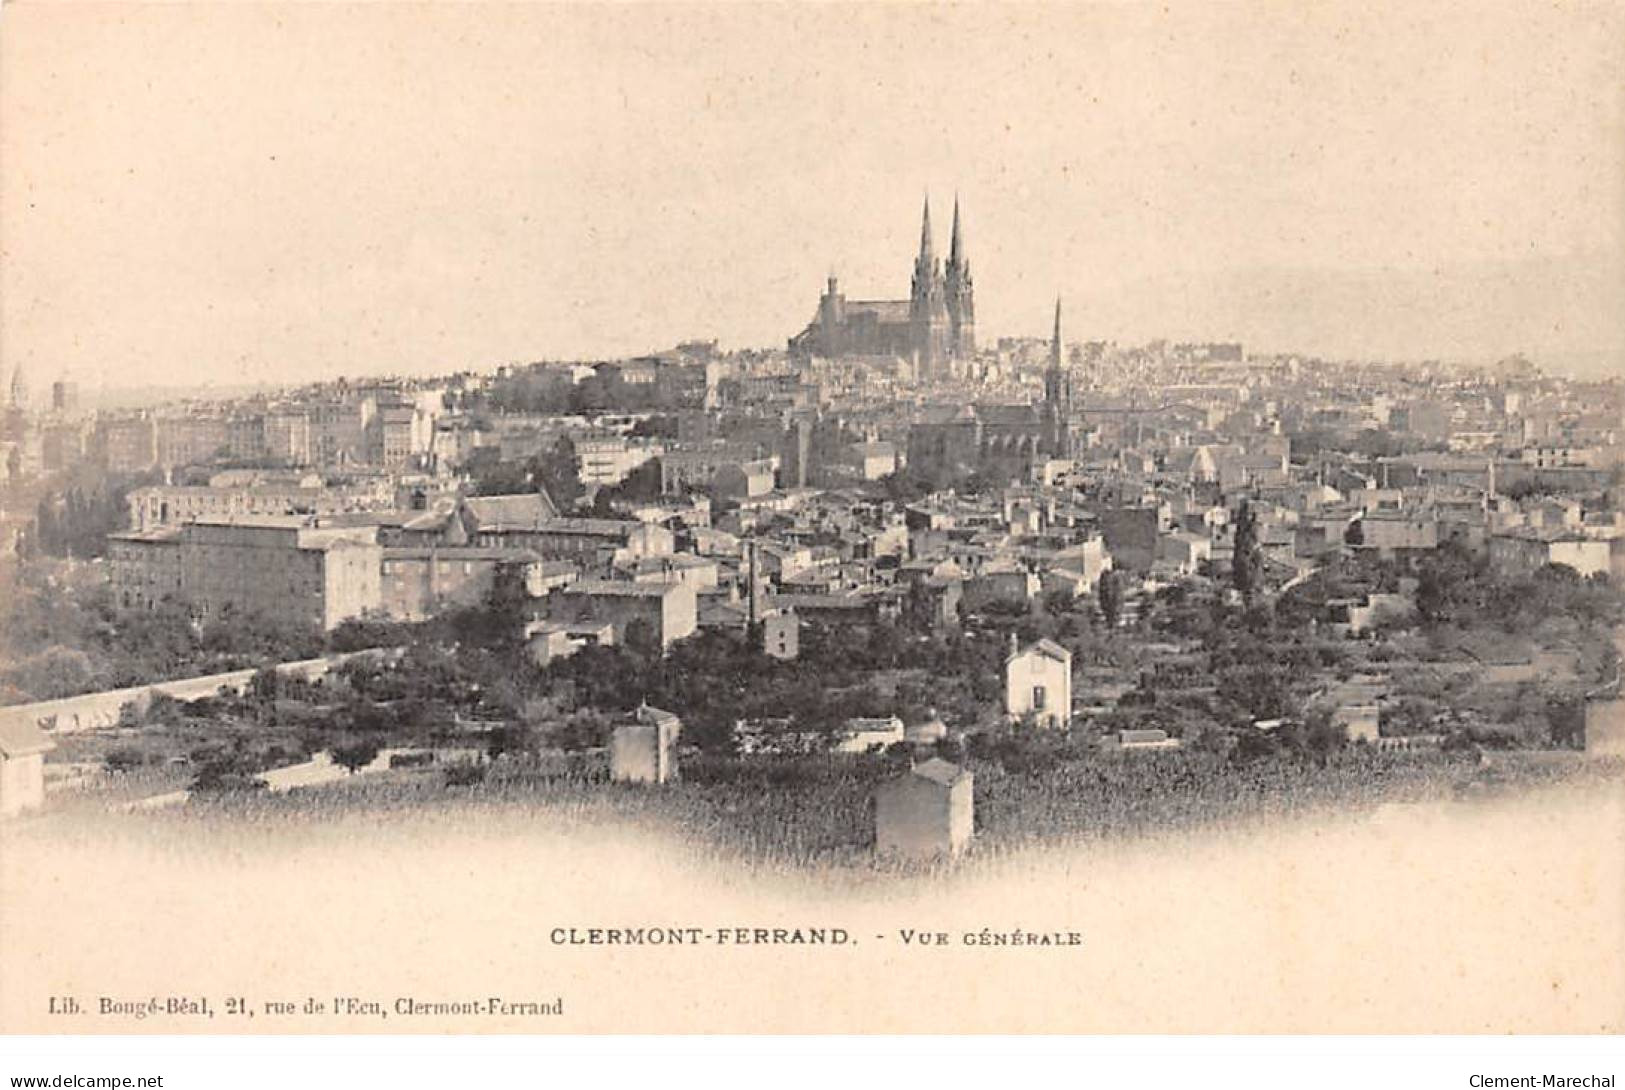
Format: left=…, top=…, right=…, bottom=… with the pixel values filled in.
left=0, top=193, right=1621, bottom=859
left=1, top=0, right=1623, bottom=1044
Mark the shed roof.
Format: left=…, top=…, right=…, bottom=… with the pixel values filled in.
left=1009, top=638, right=1071, bottom=665
left=909, top=757, right=969, bottom=787
left=462, top=491, right=560, bottom=530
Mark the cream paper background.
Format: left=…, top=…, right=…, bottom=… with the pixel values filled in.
left=2, top=0, right=1623, bottom=1036
left=2, top=781, right=1622, bottom=1033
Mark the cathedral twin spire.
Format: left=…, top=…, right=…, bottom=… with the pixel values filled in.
left=913, top=194, right=971, bottom=281
left=1052, top=297, right=1062, bottom=370
left=947, top=197, right=968, bottom=275
left=918, top=195, right=936, bottom=267
left=912, top=194, right=975, bottom=368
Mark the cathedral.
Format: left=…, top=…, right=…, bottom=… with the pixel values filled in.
left=906, top=298, right=1078, bottom=485
left=788, top=196, right=974, bottom=377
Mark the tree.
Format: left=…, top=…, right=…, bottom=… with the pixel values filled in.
left=103, top=745, right=150, bottom=774
left=589, top=459, right=663, bottom=514
left=330, top=736, right=382, bottom=774
left=872, top=471, right=933, bottom=507
left=628, top=415, right=678, bottom=439
left=551, top=707, right=614, bottom=751
left=190, top=749, right=268, bottom=793
left=1300, top=706, right=1345, bottom=764
left=249, top=667, right=282, bottom=705
left=1232, top=500, right=1263, bottom=603
left=486, top=562, right=531, bottom=631
left=486, top=722, right=538, bottom=760
left=1098, top=570, right=1124, bottom=630
left=535, top=436, right=584, bottom=510
left=623, top=617, right=662, bottom=659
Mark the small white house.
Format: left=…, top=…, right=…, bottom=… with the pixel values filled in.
left=838, top=716, right=906, bottom=754
left=1005, top=638, right=1072, bottom=729
left=762, top=608, right=800, bottom=661
left=0, top=715, right=55, bottom=817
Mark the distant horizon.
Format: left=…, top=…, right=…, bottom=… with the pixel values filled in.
left=14, top=332, right=1625, bottom=397
left=3, top=4, right=1621, bottom=393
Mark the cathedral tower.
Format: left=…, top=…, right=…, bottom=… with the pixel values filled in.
left=1043, top=297, right=1072, bottom=457
left=909, top=196, right=951, bottom=378
left=7, top=364, right=27, bottom=410
left=944, top=197, right=975, bottom=360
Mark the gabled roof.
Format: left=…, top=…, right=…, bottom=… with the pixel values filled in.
left=635, top=703, right=682, bottom=728
left=461, top=491, right=559, bottom=531
left=1009, top=638, right=1071, bottom=665
left=561, top=579, right=685, bottom=599
left=909, top=757, right=969, bottom=787
left=843, top=299, right=911, bottom=323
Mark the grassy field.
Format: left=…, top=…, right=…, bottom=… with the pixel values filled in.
left=40, top=744, right=1622, bottom=879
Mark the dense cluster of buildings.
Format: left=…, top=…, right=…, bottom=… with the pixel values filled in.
left=3, top=201, right=1623, bottom=757
left=2, top=380, right=445, bottom=480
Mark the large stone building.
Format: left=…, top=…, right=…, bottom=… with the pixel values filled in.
left=789, top=196, right=974, bottom=378
left=906, top=299, right=1077, bottom=484
left=468, top=516, right=673, bottom=571
left=379, top=546, right=540, bottom=622
left=109, top=516, right=383, bottom=630
left=126, top=476, right=398, bottom=531
left=94, top=414, right=159, bottom=472
left=539, top=579, right=697, bottom=650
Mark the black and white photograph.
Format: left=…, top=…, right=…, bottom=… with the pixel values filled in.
left=1, top=0, right=1622, bottom=1061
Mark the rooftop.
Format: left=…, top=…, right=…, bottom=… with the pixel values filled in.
left=560, top=579, right=688, bottom=599
left=908, top=757, right=969, bottom=787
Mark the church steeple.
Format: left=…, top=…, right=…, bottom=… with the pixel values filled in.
left=910, top=194, right=949, bottom=377
left=1051, top=297, right=1062, bottom=370
left=8, top=363, right=27, bottom=410
left=943, top=195, right=975, bottom=362
left=917, top=195, right=935, bottom=267
left=1044, top=296, right=1071, bottom=460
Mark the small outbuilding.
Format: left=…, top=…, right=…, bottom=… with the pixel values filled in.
left=610, top=703, right=683, bottom=784
left=0, top=714, right=55, bottom=818
left=1116, top=728, right=1182, bottom=750
left=1333, top=703, right=1381, bottom=743
left=1584, top=693, right=1625, bottom=757
left=762, top=608, right=800, bottom=661
left=874, top=757, right=974, bottom=861
left=904, top=709, right=949, bottom=746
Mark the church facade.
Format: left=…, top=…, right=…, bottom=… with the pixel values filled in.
left=906, top=299, right=1077, bottom=485
left=789, top=197, right=974, bottom=377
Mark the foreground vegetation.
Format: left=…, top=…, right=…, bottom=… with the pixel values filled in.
left=41, top=736, right=1621, bottom=876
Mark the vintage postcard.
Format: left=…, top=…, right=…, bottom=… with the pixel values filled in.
left=1, top=0, right=1622, bottom=1039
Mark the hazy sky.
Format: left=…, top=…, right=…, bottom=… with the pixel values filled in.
left=3, top=2, right=1623, bottom=391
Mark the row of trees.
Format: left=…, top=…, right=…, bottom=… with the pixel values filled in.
left=25, top=470, right=162, bottom=560
left=464, top=436, right=584, bottom=508
left=1, top=563, right=330, bottom=704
